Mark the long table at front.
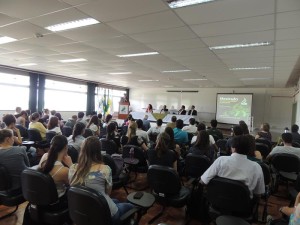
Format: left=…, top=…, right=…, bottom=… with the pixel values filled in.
left=129, top=112, right=196, bottom=124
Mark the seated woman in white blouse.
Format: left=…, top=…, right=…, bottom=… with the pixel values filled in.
left=47, top=116, right=62, bottom=134
left=87, top=115, right=100, bottom=136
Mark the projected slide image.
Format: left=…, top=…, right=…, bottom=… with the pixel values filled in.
left=216, top=94, right=252, bottom=124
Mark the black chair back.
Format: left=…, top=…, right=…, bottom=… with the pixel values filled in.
left=185, top=153, right=211, bottom=179
left=62, top=126, right=72, bottom=137
left=21, top=169, right=58, bottom=205
left=102, top=154, right=117, bottom=176
left=99, top=126, right=107, bottom=138
left=148, top=165, right=181, bottom=196
left=255, top=143, right=270, bottom=159
left=16, top=124, right=28, bottom=139
left=28, top=128, right=43, bottom=142
left=122, top=145, right=148, bottom=171
left=292, top=142, right=300, bottom=148
left=68, top=185, right=112, bottom=225
left=255, top=138, right=272, bottom=150
left=258, top=162, right=271, bottom=185
left=46, top=131, right=57, bottom=143
left=100, top=138, right=118, bottom=155
left=68, top=145, right=79, bottom=163
left=83, top=128, right=94, bottom=138
left=206, top=177, right=253, bottom=216
left=0, top=164, right=11, bottom=191
left=271, top=153, right=300, bottom=173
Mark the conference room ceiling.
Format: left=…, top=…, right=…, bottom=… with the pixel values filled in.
left=0, top=0, right=299, bottom=89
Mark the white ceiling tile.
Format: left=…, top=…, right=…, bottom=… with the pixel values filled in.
left=276, top=38, right=300, bottom=49
left=277, top=0, right=300, bottom=12
left=191, top=15, right=274, bottom=38
left=0, top=13, right=20, bottom=27
left=276, top=27, right=300, bottom=41
left=146, top=38, right=207, bottom=51
left=20, top=34, right=75, bottom=47
left=0, top=0, right=70, bottom=20
left=77, top=0, right=168, bottom=22
left=277, top=11, right=300, bottom=29
left=130, top=26, right=197, bottom=43
left=108, top=10, right=184, bottom=34
left=175, top=0, right=274, bottom=25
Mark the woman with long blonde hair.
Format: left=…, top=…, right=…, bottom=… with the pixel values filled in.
left=68, top=136, right=133, bottom=224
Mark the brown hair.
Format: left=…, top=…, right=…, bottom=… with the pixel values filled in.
left=47, top=116, right=59, bottom=130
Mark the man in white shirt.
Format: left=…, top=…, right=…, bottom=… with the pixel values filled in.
left=201, top=135, right=265, bottom=198
left=267, top=133, right=300, bottom=160
left=182, top=118, right=197, bottom=134
left=136, top=119, right=150, bottom=145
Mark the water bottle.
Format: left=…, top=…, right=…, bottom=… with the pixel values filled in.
left=289, top=203, right=300, bottom=225
left=129, top=147, right=134, bottom=160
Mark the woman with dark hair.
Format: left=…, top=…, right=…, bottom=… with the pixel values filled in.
left=147, top=132, right=177, bottom=170
left=29, top=112, right=47, bottom=139
left=146, top=104, right=153, bottom=113
left=68, top=122, right=86, bottom=152
left=47, top=116, right=62, bottom=134
left=39, top=135, right=72, bottom=198
left=246, top=135, right=262, bottom=162
left=239, top=120, right=250, bottom=135
left=3, top=114, right=23, bottom=145
left=256, top=123, right=272, bottom=141
left=87, top=115, right=100, bottom=136
left=54, top=112, right=64, bottom=129
left=68, top=137, right=134, bottom=225
left=16, top=110, right=28, bottom=128
left=189, top=130, right=214, bottom=161
left=0, top=129, right=29, bottom=190
left=164, top=127, right=181, bottom=157
left=103, top=114, right=113, bottom=128
left=121, top=121, right=148, bottom=151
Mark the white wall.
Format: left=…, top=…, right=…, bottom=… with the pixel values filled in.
left=130, top=87, right=294, bottom=131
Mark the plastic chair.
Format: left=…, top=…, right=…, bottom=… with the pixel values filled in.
left=100, top=138, right=119, bottom=155
left=0, top=164, right=25, bottom=219
left=16, top=124, right=28, bottom=139
left=46, top=131, right=56, bottom=144
left=68, top=145, right=79, bottom=163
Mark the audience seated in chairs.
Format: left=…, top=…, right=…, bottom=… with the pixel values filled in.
left=39, top=135, right=72, bottom=200
left=182, top=117, right=197, bottom=134
left=207, top=119, right=224, bottom=141
left=3, top=114, right=23, bottom=145
left=64, top=115, right=77, bottom=130
left=239, top=120, right=250, bottom=135
left=121, top=121, right=148, bottom=152
left=0, top=129, right=30, bottom=190
left=191, top=123, right=216, bottom=147
left=256, top=123, right=272, bottom=142
left=76, top=111, right=87, bottom=126
left=62, top=126, right=73, bottom=137
left=47, top=116, right=62, bottom=135
left=246, top=135, right=262, bottom=162
left=291, top=124, right=300, bottom=144
left=136, top=119, right=150, bottom=146
left=100, top=123, right=120, bottom=155
left=164, top=127, right=181, bottom=158
left=226, top=125, right=243, bottom=153
left=67, top=122, right=86, bottom=153
left=87, top=115, right=100, bottom=136
left=166, top=115, right=177, bottom=129
left=147, top=132, right=177, bottom=170
left=201, top=135, right=265, bottom=199
left=29, top=112, right=47, bottom=140
left=173, top=119, right=189, bottom=145
left=15, top=110, right=28, bottom=128
left=69, top=136, right=134, bottom=225
left=147, top=119, right=165, bottom=140
left=189, top=130, right=215, bottom=161
left=54, top=112, right=64, bottom=129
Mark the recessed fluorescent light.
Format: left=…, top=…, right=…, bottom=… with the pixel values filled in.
left=0, top=36, right=17, bottom=45
left=109, top=72, right=132, bottom=75
left=168, top=0, right=215, bottom=8
left=18, top=63, right=37, bottom=67
left=183, top=78, right=207, bottom=81
left=59, top=58, right=87, bottom=63
left=209, top=42, right=271, bottom=50
left=117, top=52, right=159, bottom=58
left=138, top=80, right=159, bottom=82
left=45, top=18, right=100, bottom=32
left=230, top=67, right=271, bottom=70
left=240, top=77, right=271, bottom=81
left=162, top=70, right=191, bottom=73
left=164, top=85, right=174, bottom=88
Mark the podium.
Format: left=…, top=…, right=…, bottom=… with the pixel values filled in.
left=118, top=102, right=130, bottom=119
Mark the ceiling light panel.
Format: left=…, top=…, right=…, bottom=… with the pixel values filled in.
left=45, top=18, right=100, bottom=32
left=0, top=36, right=17, bottom=45
left=59, top=58, right=87, bottom=63
left=109, top=72, right=132, bottom=75
left=168, top=0, right=215, bottom=9
left=183, top=78, right=208, bottom=81
left=210, top=42, right=271, bottom=50
left=230, top=67, right=271, bottom=70
left=162, top=70, right=191, bottom=73
left=117, top=52, right=159, bottom=57
left=18, top=63, right=37, bottom=66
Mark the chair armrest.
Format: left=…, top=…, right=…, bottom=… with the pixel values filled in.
left=119, top=207, right=140, bottom=222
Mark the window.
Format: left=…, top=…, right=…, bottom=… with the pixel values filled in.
left=44, top=79, right=87, bottom=111
left=0, top=73, right=29, bottom=110
left=95, top=87, right=126, bottom=114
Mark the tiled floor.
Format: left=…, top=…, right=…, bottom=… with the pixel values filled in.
left=0, top=173, right=292, bottom=225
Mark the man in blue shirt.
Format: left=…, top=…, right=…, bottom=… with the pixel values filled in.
left=173, top=119, right=188, bottom=145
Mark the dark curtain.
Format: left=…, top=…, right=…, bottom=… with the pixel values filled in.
left=29, top=73, right=38, bottom=113
left=86, top=83, right=96, bottom=115
left=37, top=74, right=45, bottom=112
